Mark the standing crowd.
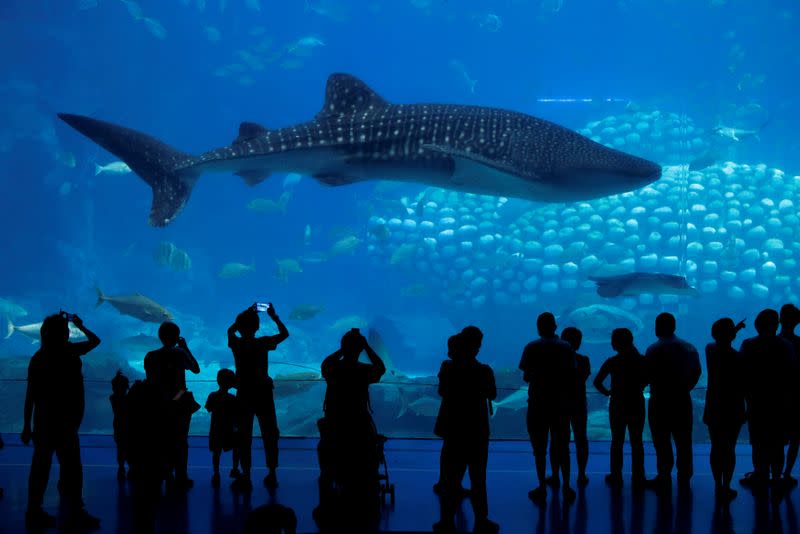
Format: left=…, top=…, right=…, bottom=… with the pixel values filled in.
left=9, top=302, right=800, bottom=533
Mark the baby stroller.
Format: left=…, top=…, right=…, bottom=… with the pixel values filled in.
left=314, top=416, right=394, bottom=529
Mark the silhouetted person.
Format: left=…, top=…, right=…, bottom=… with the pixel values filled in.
left=433, top=334, right=469, bottom=498
left=144, top=321, right=201, bottom=490
left=205, top=368, right=240, bottom=488
left=433, top=327, right=499, bottom=534
left=519, top=312, right=577, bottom=504
left=126, top=378, right=169, bottom=534
left=594, top=327, right=648, bottom=488
left=228, top=303, right=289, bottom=491
left=558, top=326, right=590, bottom=486
left=740, top=308, right=794, bottom=491
left=0, top=433, right=4, bottom=498
left=110, top=370, right=130, bottom=481
left=703, top=317, right=746, bottom=501
left=779, top=303, right=800, bottom=485
left=316, top=328, right=386, bottom=531
left=21, top=312, right=101, bottom=530
left=244, top=503, right=298, bottom=534
left=644, top=312, right=701, bottom=490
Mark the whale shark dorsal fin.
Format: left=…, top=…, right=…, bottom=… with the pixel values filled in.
left=234, top=122, right=269, bottom=145
left=317, top=73, right=388, bottom=119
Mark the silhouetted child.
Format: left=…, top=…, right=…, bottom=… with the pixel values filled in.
left=703, top=317, right=746, bottom=501
left=594, top=328, right=648, bottom=488
left=205, top=368, right=241, bottom=488
left=110, top=370, right=130, bottom=481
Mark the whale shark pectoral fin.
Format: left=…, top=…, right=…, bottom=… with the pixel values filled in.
left=235, top=170, right=271, bottom=186
left=233, top=122, right=270, bottom=144
left=316, top=73, right=389, bottom=119
left=421, top=144, right=536, bottom=182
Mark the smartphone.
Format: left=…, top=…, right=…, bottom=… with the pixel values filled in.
left=60, top=310, right=76, bottom=322
left=255, top=302, right=270, bottom=313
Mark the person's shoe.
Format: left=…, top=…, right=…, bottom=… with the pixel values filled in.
left=473, top=518, right=500, bottom=534
left=433, top=519, right=457, bottom=533
left=577, top=474, right=589, bottom=487
left=69, top=508, right=101, bottom=530
left=605, top=474, right=623, bottom=487
left=229, top=468, right=242, bottom=479
left=545, top=475, right=561, bottom=488
left=231, top=476, right=253, bottom=493
left=645, top=476, right=671, bottom=492
left=26, top=508, right=56, bottom=529
left=562, top=486, right=577, bottom=504
left=211, top=473, right=221, bottom=488
left=264, top=471, right=279, bottom=489
left=739, top=471, right=758, bottom=487
left=528, top=486, right=547, bottom=505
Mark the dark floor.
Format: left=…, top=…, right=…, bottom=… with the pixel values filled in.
left=0, top=436, right=797, bottom=533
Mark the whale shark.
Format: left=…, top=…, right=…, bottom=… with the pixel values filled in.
left=58, top=73, right=661, bottom=227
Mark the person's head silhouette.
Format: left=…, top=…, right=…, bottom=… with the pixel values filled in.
left=780, top=304, right=800, bottom=330
left=611, top=328, right=634, bottom=353
left=111, top=370, right=129, bottom=395
left=447, top=333, right=463, bottom=361
left=537, top=312, right=557, bottom=337
left=236, top=309, right=260, bottom=338
left=655, top=312, right=676, bottom=339
left=711, top=318, right=738, bottom=346
left=460, top=325, right=483, bottom=359
left=340, top=328, right=363, bottom=361
left=217, top=368, right=236, bottom=391
left=40, top=314, right=69, bottom=348
left=755, top=309, right=779, bottom=337
left=158, top=321, right=181, bottom=347
left=561, top=327, right=582, bottom=351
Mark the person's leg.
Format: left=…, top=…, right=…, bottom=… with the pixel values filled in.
left=212, top=450, right=221, bottom=474
left=437, top=441, right=467, bottom=529
left=27, top=440, right=54, bottom=513
left=648, top=398, right=673, bottom=480
left=56, top=431, right=99, bottom=528
left=785, top=438, right=799, bottom=480
left=256, top=396, right=280, bottom=487
left=722, top=424, right=741, bottom=496
left=238, top=403, right=256, bottom=484
left=572, top=411, right=589, bottom=483
left=708, top=426, right=723, bottom=490
left=526, top=407, right=547, bottom=502
left=674, top=396, right=694, bottom=484
left=555, top=414, right=571, bottom=489
left=175, top=412, right=192, bottom=483
left=608, top=399, right=625, bottom=482
left=629, top=401, right=646, bottom=485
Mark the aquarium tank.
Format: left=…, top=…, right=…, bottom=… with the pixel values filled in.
left=0, top=0, right=797, bottom=443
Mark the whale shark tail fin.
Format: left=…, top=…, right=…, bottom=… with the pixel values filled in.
left=58, top=113, right=199, bottom=227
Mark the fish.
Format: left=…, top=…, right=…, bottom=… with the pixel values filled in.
left=589, top=273, right=699, bottom=298
left=0, top=297, right=28, bottom=320
left=95, top=161, right=132, bottom=175
left=688, top=150, right=720, bottom=172
left=153, top=242, right=192, bottom=272
left=713, top=121, right=767, bottom=142
left=492, top=388, right=527, bottom=414
left=141, top=17, right=167, bottom=40
left=96, top=288, right=173, bottom=323
left=120, top=0, right=143, bottom=20
left=246, top=191, right=291, bottom=213
left=5, top=318, right=87, bottom=343
left=304, top=0, right=349, bottom=22
left=288, top=304, right=324, bottom=320
left=560, top=304, right=644, bottom=344
left=288, top=36, right=325, bottom=56
left=275, top=259, right=302, bottom=281
left=407, top=396, right=439, bottom=417
left=219, top=262, right=256, bottom=279
left=328, top=314, right=368, bottom=332
left=117, top=333, right=161, bottom=352
left=57, top=73, right=662, bottom=228
left=328, top=235, right=361, bottom=257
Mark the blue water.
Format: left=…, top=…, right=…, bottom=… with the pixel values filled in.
left=0, top=0, right=798, bottom=439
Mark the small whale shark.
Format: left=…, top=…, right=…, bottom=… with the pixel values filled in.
left=58, top=73, right=661, bottom=227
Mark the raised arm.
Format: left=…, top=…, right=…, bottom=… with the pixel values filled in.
left=70, top=315, right=101, bottom=355
left=363, top=341, right=386, bottom=383
left=267, top=304, right=289, bottom=344
left=177, top=337, right=200, bottom=375
left=593, top=359, right=612, bottom=397
left=321, top=350, right=342, bottom=379
left=227, top=322, right=239, bottom=347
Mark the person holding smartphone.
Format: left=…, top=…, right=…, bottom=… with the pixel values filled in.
left=21, top=312, right=101, bottom=530
left=144, top=321, right=201, bottom=491
left=228, top=303, right=289, bottom=491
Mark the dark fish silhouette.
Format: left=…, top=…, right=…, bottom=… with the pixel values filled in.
left=589, top=272, right=698, bottom=298
left=58, top=73, right=661, bottom=227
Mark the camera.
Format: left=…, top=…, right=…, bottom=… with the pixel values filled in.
left=59, top=310, right=76, bottom=322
